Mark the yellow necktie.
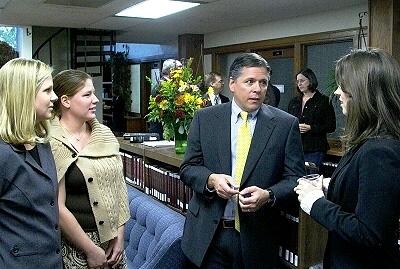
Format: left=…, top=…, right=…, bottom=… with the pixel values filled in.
left=234, top=111, right=252, bottom=231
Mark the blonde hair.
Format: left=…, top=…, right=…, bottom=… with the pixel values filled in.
left=53, top=69, right=92, bottom=116
left=0, top=58, right=53, bottom=144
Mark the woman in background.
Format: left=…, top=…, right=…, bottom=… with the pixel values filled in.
left=288, top=68, right=336, bottom=168
left=50, top=69, right=130, bottom=269
left=295, top=49, right=400, bottom=269
left=0, top=58, right=62, bottom=268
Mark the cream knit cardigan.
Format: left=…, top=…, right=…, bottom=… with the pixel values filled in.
left=50, top=117, right=130, bottom=243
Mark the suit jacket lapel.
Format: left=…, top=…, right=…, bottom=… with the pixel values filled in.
left=241, top=106, right=277, bottom=186
left=24, top=144, right=53, bottom=181
left=216, top=103, right=232, bottom=175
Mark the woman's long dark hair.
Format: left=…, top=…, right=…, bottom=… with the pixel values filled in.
left=335, top=48, right=400, bottom=150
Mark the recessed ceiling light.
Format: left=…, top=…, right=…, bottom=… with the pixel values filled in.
left=115, top=0, right=200, bottom=19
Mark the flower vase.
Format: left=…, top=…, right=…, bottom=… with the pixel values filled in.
left=174, top=125, right=188, bottom=154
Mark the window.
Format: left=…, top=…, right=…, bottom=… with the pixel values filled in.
left=0, top=26, right=18, bottom=49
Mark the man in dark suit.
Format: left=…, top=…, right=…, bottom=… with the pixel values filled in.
left=263, top=68, right=281, bottom=108
left=204, top=72, right=230, bottom=106
left=180, top=53, right=305, bottom=269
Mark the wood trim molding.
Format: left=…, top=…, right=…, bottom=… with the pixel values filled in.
left=204, top=28, right=359, bottom=55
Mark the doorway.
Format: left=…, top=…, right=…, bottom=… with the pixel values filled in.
left=257, top=47, right=294, bottom=112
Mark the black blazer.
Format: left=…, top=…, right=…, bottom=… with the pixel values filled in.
left=288, top=90, right=336, bottom=152
left=0, top=141, right=62, bottom=268
left=311, top=138, right=400, bottom=269
left=180, top=102, right=305, bottom=268
left=264, top=82, right=281, bottom=107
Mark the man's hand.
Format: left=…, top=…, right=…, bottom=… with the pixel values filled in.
left=299, top=123, right=311, bottom=133
left=238, top=186, right=269, bottom=212
left=207, top=174, right=239, bottom=199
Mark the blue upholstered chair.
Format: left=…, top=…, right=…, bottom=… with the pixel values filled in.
left=124, top=185, right=186, bottom=269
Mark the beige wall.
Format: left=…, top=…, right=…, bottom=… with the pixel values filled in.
left=204, top=4, right=367, bottom=48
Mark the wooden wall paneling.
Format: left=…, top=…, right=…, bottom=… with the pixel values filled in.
left=126, top=116, right=145, bottom=133
left=204, top=29, right=358, bottom=55
left=369, top=0, right=400, bottom=62
left=293, top=43, right=303, bottom=76
left=206, top=29, right=358, bottom=102
left=256, top=47, right=294, bottom=60
left=178, top=34, right=204, bottom=77
left=211, top=53, right=221, bottom=73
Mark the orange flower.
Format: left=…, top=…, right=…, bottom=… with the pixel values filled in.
left=175, top=94, right=185, bottom=106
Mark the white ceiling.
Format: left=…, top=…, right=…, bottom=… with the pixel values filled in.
left=0, top=0, right=366, bottom=44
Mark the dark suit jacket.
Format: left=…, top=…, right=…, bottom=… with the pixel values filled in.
left=288, top=90, right=336, bottom=152
left=311, top=138, right=400, bottom=269
left=204, top=93, right=230, bottom=107
left=0, top=141, right=62, bottom=268
left=180, top=102, right=305, bottom=268
left=264, top=82, right=280, bottom=107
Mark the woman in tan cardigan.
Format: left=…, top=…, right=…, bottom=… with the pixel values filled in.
left=50, top=69, right=130, bottom=269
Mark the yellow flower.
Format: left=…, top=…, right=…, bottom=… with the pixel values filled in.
left=207, top=86, right=215, bottom=96
left=171, top=69, right=183, bottom=80
left=184, top=92, right=195, bottom=103
left=159, top=100, right=168, bottom=110
left=196, top=97, right=204, bottom=106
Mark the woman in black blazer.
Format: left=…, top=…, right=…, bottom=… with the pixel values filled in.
left=0, top=59, right=62, bottom=268
left=288, top=68, right=336, bottom=169
left=294, top=49, right=400, bottom=269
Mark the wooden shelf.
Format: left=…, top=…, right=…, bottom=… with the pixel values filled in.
left=298, top=210, right=327, bottom=268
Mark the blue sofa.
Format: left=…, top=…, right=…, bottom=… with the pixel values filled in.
left=124, top=184, right=186, bottom=269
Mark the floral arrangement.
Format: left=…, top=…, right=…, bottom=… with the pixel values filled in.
left=147, top=59, right=205, bottom=140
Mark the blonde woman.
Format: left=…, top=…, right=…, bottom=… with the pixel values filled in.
left=50, top=69, right=130, bottom=269
left=0, top=58, right=62, bottom=268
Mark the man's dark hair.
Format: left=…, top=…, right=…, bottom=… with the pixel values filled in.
left=296, top=68, right=318, bottom=93
left=229, top=53, right=270, bottom=80
left=0, top=41, right=18, bottom=68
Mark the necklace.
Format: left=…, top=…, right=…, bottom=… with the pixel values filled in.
left=60, top=122, right=86, bottom=142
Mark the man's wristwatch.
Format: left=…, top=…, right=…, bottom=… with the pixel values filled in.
left=266, top=188, right=276, bottom=206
